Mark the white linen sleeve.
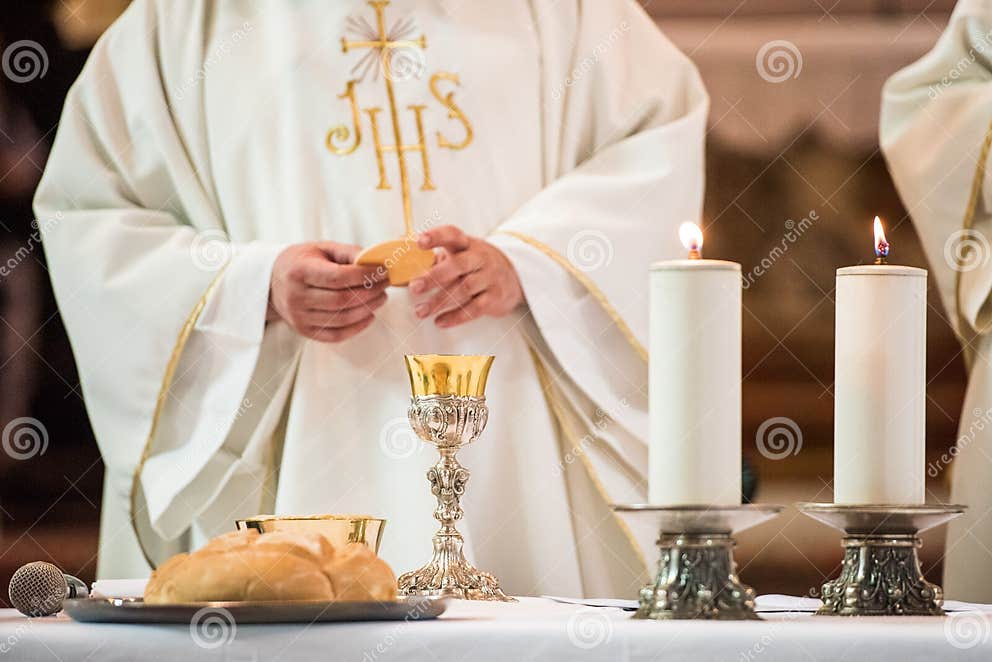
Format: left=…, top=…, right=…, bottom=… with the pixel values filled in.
left=139, top=240, right=290, bottom=539
left=882, top=0, right=992, bottom=336
left=34, top=0, right=302, bottom=563
left=489, top=0, right=708, bottom=447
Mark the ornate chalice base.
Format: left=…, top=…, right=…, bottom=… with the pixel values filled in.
left=797, top=503, right=965, bottom=616
left=612, top=505, right=783, bottom=620
left=398, top=394, right=514, bottom=602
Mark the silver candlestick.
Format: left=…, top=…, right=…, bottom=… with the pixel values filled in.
left=613, top=504, right=782, bottom=620
left=398, top=354, right=513, bottom=602
left=798, top=503, right=965, bottom=616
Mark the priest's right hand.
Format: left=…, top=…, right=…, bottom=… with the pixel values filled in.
left=268, top=243, right=388, bottom=342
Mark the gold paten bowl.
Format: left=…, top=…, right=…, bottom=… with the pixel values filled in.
left=235, top=514, right=386, bottom=554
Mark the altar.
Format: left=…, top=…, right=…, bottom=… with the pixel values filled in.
left=8, top=2, right=992, bottom=659
left=4, top=597, right=991, bottom=662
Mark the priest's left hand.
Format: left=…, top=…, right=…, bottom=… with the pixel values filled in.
left=409, top=226, right=524, bottom=328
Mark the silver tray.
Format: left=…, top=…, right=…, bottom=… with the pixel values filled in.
left=63, top=597, right=447, bottom=624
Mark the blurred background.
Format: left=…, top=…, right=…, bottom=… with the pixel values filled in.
left=0, top=0, right=965, bottom=601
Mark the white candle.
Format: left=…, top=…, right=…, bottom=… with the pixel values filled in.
left=834, top=218, right=926, bottom=504
left=649, top=223, right=742, bottom=505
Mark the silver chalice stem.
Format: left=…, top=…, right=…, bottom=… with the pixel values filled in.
left=398, top=356, right=513, bottom=602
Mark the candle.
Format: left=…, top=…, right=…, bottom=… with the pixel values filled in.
left=834, top=217, right=926, bottom=504
left=649, top=222, right=742, bottom=505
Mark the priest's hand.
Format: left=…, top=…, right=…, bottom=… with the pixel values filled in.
left=268, top=242, right=388, bottom=342
left=409, top=226, right=524, bottom=328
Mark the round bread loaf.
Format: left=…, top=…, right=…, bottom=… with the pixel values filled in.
left=199, top=529, right=259, bottom=554
left=144, top=528, right=396, bottom=604
left=323, top=543, right=397, bottom=602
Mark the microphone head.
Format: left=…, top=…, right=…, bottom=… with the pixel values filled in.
left=9, top=562, right=68, bottom=617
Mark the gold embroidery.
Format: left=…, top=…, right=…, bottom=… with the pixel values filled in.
left=326, top=80, right=362, bottom=155
left=528, top=348, right=648, bottom=573
left=130, top=267, right=229, bottom=569
left=496, top=230, right=649, bottom=362
left=330, top=0, right=473, bottom=236
left=431, top=72, right=473, bottom=150
left=407, top=104, right=436, bottom=190
left=339, top=0, right=427, bottom=236
left=955, top=116, right=992, bottom=370
left=364, top=107, right=390, bottom=189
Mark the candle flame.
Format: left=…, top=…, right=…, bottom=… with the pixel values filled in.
left=679, top=222, right=703, bottom=258
left=873, top=216, right=889, bottom=260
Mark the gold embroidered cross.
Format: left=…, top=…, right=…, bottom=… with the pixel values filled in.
left=328, top=0, right=473, bottom=239
left=336, top=0, right=429, bottom=236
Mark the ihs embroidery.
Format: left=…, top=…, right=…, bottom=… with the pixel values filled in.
left=327, top=0, right=473, bottom=236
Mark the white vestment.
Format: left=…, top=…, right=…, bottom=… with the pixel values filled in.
left=882, top=0, right=992, bottom=602
left=35, top=0, right=708, bottom=598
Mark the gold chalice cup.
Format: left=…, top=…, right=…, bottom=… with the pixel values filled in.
left=399, top=354, right=513, bottom=601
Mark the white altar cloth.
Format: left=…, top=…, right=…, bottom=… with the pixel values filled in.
left=2, top=597, right=991, bottom=661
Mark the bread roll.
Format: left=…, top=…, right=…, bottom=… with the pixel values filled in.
left=144, top=551, right=191, bottom=601
left=144, top=529, right=397, bottom=604
left=146, top=549, right=334, bottom=604
left=198, top=529, right=259, bottom=554
left=323, top=543, right=397, bottom=602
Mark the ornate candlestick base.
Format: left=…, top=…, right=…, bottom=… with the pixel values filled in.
left=612, top=505, right=782, bottom=620
left=399, top=355, right=514, bottom=602
left=798, top=503, right=965, bottom=616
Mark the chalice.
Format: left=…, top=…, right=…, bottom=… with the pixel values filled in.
left=398, top=354, right=513, bottom=601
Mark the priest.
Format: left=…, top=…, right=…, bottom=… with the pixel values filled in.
left=881, top=0, right=992, bottom=601
left=35, top=0, right=708, bottom=597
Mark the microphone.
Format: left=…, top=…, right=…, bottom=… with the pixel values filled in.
left=8, top=562, right=89, bottom=617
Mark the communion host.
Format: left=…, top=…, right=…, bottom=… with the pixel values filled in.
left=35, top=0, right=708, bottom=597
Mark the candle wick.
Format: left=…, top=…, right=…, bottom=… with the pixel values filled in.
left=874, top=255, right=888, bottom=265
left=688, top=248, right=701, bottom=260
